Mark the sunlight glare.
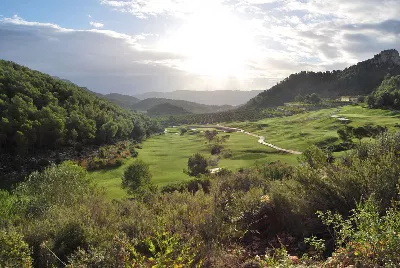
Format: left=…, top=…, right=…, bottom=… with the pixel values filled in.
left=160, top=7, right=257, bottom=78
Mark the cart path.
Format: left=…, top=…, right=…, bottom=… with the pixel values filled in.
left=193, top=125, right=302, bottom=155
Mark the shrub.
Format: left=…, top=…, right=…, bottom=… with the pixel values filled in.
left=15, top=161, right=93, bottom=215
left=210, top=144, right=223, bottom=155
left=0, top=229, right=32, bottom=268
left=121, top=160, right=153, bottom=195
left=270, top=133, right=400, bottom=235
left=320, top=197, right=400, bottom=266
left=187, top=153, right=209, bottom=177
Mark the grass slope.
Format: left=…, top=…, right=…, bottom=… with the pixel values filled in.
left=228, top=105, right=400, bottom=151
left=92, top=128, right=298, bottom=199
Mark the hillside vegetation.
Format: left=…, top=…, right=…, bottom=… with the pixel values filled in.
left=0, top=60, right=161, bottom=155
left=368, top=75, right=400, bottom=109
left=247, top=49, right=400, bottom=108
left=0, top=60, right=162, bottom=187
left=102, top=93, right=140, bottom=110
left=132, top=97, right=233, bottom=114
left=147, top=103, right=192, bottom=116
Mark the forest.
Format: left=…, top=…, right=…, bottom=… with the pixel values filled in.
left=0, top=60, right=163, bottom=154
left=246, top=49, right=400, bottom=108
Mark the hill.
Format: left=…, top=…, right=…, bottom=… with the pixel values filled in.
left=134, top=90, right=263, bottom=106
left=0, top=60, right=161, bottom=155
left=246, top=49, right=400, bottom=108
left=132, top=98, right=233, bottom=114
left=102, top=93, right=140, bottom=110
left=147, top=103, right=192, bottom=116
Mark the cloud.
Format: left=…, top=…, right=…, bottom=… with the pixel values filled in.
left=0, top=16, right=202, bottom=94
left=2, top=0, right=400, bottom=94
left=90, top=21, right=104, bottom=28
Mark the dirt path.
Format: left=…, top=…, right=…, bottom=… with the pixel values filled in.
left=213, top=125, right=302, bottom=155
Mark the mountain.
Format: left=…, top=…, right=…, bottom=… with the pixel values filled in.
left=0, top=60, right=161, bottom=155
left=102, top=93, right=140, bottom=110
left=132, top=98, right=233, bottom=114
left=246, top=49, right=400, bottom=108
left=134, top=90, right=263, bottom=106
left=147, top=103, right=192, bottom=116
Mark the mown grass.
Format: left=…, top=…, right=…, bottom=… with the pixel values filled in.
left=228, top=105, right=400, bottom=151
left=91, top=105, right=400, bottom=199
left=91, top=129, right=298, bottom=199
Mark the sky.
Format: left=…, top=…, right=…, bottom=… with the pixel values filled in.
left=0, top=0, right=399, bottom=95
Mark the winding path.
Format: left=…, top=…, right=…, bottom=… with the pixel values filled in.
left=211, top=125, right=302, bottom=155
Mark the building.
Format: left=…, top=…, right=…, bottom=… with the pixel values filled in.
left=340, top=96, right=360, bottom=102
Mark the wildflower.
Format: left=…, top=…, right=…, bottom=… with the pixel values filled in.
left=260, top=195, right=271, bottom=203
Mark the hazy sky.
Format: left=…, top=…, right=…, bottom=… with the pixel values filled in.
left=0, top=0, right=399, bottom=94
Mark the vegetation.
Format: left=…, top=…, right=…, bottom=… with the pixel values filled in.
left=101, top=93, right=140, bottom=110
left=131, top=97, right=233, bottom=114
left=0, top=60, right=161, bottom=154
left=3, top=50, right=400, bottom=267
left=186, top=153, right=209, bottom=177
left=0, top=60, right=162, bottom=186
left=163, top=107, right=305, bottom=125
left=134, top=89, right=263, bottom=106
left=2, top=132, right=400, bottom=266
left=147, top=102, right=192, bottom=116
left=368, top=75, right=400, bottom=109
left=246, top=49, right=400, bottom=108
left=80, top=141, right=138, bottom=171
left=121, top=160, right=154, bottom=197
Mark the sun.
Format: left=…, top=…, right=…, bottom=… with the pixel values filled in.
left=159, top=7, right=258, bottom=78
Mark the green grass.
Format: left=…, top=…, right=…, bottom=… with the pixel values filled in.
left=91, top=105, right=400, bottom=199
left=91, top=129, right=298, bottom=199
left=228, top=105, right=400, bottom=151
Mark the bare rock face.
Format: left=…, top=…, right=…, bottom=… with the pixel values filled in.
left=375, top=49, right=400, bottom=65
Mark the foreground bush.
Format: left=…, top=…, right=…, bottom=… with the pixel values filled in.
left=270, top=133, right=400, bottom=235
left=3, top=132, right=400, bottom=266
left=0, top=229, right=32, bottom=267
left=321, top=198, right=400, bottom=267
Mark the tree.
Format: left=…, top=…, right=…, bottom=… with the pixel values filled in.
left=121, top=160, right=152, bottom=194
left=180, top=128, right=187, bottom=135
left=204, top=130, right=218, bottom=143
left=187, top=153, right=208, bottom=177
left=337, top=126, right=354, bottom=142
left=353, top=126, right=369, bottom=143
left=305, top=93, right=321, bottom=104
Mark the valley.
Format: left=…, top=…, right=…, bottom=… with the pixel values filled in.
left=2, top=49, right=400, bottom=267
left=92, top=105, right=400, bottom=199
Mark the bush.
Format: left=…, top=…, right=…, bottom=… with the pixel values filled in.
left=15, top=161, right=93, bottom=215
left=122, top=160, right=153, bottom=195
left=270, top=133, right=400, bottom=236
left=0, top=229, right=32, bottom=268
left=187, top=153, right=209, bottom=177
left=161, top=178, right=211, bottom=194
left=320, top=197, right=400, bottom=266
left=210, top=144, right=223, bottom=155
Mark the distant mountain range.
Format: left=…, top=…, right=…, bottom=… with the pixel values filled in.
left=52, top=77, right=259, bottom=112
left=134, top=90, right=263, bottom=106
left=130, top=98, right=233, bottom=114
left=246, top=49, right=400, bottom=108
